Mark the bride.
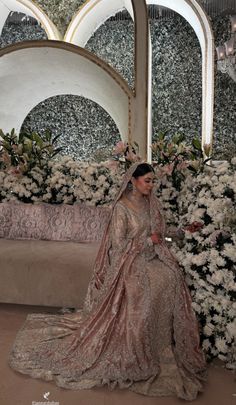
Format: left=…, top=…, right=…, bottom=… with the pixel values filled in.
left=9, top=162, right=206, bottom=401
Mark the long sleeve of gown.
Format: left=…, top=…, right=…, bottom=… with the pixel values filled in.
left=110, top=203, right=129, bottom=253
left=111, top=202, right=156, bottom=260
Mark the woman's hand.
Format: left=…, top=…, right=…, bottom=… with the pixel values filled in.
left=150, top=233, right=162, bottom=244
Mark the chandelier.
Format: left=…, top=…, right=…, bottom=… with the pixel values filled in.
left=216, top=15, right=236, bottom=82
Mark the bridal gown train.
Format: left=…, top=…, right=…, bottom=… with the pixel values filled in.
left=9, top=199, right=207, bottom=401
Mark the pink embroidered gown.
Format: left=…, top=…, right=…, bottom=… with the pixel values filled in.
left=9, top=167, right=206, bottom=401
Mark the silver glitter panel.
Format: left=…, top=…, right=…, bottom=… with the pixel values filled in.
left=0, top=14, right=47, bottom=47
left=20, top=95, right=121, bottom=161
left=36, top=0, right=85, bottom=36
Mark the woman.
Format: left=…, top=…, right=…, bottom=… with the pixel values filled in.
left=9, top=162, right=206, bottom=400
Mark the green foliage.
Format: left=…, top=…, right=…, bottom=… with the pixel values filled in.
left=151, top=131, right=211, bottom=190
left=0, top=128, right=62, bottom=174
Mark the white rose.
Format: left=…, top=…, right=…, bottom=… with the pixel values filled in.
left=203, top=324, right=214, bottom=336
left=223, top=244, right=236, bottom=262
left=226, top=321, right=236, bottom=339
left=215, top=337, right=228, bottom=353
left=191, top=252, right=208, bottom=266
left=208, top=271, right=224, bottom=285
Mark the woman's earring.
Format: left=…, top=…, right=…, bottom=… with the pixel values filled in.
left=132, top=183, right=138, bottom=194
left=127, top=182, right=133, bottom=191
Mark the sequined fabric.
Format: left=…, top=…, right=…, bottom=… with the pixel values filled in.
left=9, top=165, right=207, bottom=401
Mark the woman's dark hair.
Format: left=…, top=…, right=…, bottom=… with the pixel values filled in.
left=132, top=163, right=154, bottom=178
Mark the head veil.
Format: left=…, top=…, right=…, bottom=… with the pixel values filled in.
left=83, top=163, right=139, bottom=312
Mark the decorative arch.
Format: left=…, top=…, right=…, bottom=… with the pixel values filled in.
left=0, top=41, right=132, bottom=140
left=148, top=0, right=215, bottom=153
left=64, top=0, right=134, bottom=47
left=65, top=0, right=149, bottom=160
left=64, top=0, right=214, bottom=159
left=0, top=0, right=61, bottom=39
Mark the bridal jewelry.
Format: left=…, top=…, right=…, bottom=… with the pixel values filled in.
left=131, top=183, right=138, bottom=195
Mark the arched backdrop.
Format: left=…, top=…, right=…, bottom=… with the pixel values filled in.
left=65, top=0, right=215, bottom=159
left=0, top=0, right=61, bottom=39
left=0, top=41, right=132, bottom=139
left=0, top=0, right=215, bottom=160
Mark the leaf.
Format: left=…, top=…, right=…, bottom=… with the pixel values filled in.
left=44, top=129, right=52, bottom=142
left=23, top=139, right=33, bottom=153
left=172, top=133, right=185, bottom=145
left=22, top=131, right=33, bottom=141
left=18, top=132, right=26, bottom=143
left=51, top=147, right=63, bottom=157
left=187, top=165, right=198, bottom=173
left=203, top=157, right=212, bottom=165
left=158, top=131, right=167, bottom=141
left=32, top=132, right=44, bottom=148
left=51, top=133, right=61, bottom=145
left=192, top=138, right=202, bottom=150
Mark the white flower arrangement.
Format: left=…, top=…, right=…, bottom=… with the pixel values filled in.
left=0, top=157, right=124, bottom=206
left=160, top=160, right=236, bottom=370
left=0, top=156, right=235, bottom=369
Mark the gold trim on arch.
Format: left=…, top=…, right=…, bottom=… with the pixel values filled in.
left=182, top=0, right=209, bottom=148
left=65, top=0, right=102, bottom=43
left=184, top=0, right=215, bottom=149
left=64, top=0, right=136, bottom=100
left=0, top=39, right=132, bottom=141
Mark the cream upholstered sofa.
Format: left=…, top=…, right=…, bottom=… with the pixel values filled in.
left=0, top=202, right=110, bottom=308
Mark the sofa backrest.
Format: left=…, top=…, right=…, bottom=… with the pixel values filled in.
left=0, top=202, right=111, bottom=242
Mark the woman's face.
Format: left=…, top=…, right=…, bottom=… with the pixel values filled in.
left=132, top=172, right=155, bottom=196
